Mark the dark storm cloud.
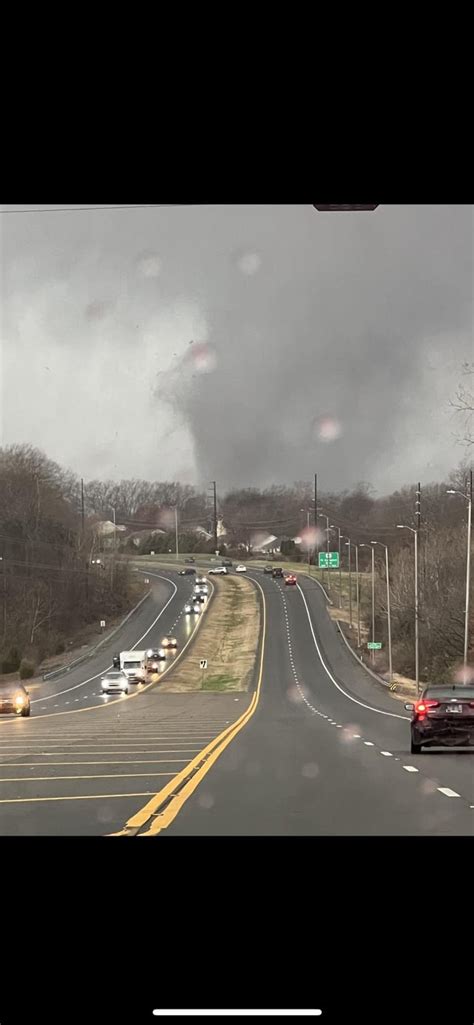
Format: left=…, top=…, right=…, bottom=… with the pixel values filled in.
left=1, top=204, right=471, bottom=492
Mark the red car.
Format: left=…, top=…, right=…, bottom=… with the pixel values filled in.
left=285, top=574, right=297, bottom=585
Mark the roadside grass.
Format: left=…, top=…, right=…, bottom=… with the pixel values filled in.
left=158, top=574, right=260, bottom=693
left=201, top=673, right=239, bottom=691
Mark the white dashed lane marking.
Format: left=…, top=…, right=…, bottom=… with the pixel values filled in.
left=271, top=578, right=473, bottom=809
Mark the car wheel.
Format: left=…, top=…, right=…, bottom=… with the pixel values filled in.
left=410, top=738, right=423, bottom=754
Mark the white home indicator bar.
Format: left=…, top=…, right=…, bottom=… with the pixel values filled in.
left=153, top=1013, right=322, bottom=1018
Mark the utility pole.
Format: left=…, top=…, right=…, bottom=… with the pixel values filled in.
left=447, top=468, right=472, bottom=676
left=397, top=525, right=419, bottom=693
left=175, top=506, right=179, bottom=562
left=81, top=478, right=89, bottom=604
left=209, top=481, right=218, bottom=553
left=81, top=477, right=85, bottom=536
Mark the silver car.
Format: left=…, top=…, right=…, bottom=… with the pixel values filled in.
left=101, top=670, right=129, bottom=695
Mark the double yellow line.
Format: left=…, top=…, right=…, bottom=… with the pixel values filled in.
left=109, top=578, right=266, bottom=837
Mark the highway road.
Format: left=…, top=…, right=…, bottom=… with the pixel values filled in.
left=0, top=568, right=250, bottom=834
left=162, top=570, right=474, bottom=836
left=1, top=562, right=472, bottom=836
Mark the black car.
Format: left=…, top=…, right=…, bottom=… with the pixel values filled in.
left=272, top=567, right=284, bottom=578
left=263, top=565, right=273, bottom=574
left=405, top=684, right=474, bottom=753
left=179, top=567, right=196, bottom=575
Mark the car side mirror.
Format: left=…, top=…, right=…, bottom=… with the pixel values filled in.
left=404, top=702, right=414, bottom=711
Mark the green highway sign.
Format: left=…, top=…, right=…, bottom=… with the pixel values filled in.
left=367, top=642, right=382, bottom=650
left=318, top=551, right=340, bottom=569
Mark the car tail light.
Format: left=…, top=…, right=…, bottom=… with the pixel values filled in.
left=415, top=699, right=439, bottom=717
left=469, top=702, right=474, bottom=708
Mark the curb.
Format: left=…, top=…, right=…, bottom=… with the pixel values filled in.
left=336, top=619, right=390, bottom=689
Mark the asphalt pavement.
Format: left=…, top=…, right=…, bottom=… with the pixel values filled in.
left=164, top=570, right=474, bottom=835
left=0, top=568, right=251, bottom=834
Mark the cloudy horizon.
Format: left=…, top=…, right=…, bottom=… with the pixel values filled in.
left=1, top=204, right=472, bottom=496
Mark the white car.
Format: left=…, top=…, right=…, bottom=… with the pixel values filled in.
left=235, top=564, right=247, bottom=572
left=209, top=566, right=227, bottom=574
left=185, top=602, right=201, bottom=614
left=101, top=670, right=129, bottom=695
left=194, top=584, right=209, bottom=595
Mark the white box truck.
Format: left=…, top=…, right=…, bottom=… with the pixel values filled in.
left=119, top=650, right=147, bottom=684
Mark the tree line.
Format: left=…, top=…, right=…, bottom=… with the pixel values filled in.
left=1, top=443, right=471, bottom=684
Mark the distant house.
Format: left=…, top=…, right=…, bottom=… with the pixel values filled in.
left=93, top=520, right=127, bottom=549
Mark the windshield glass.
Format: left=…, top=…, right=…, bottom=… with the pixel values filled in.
left=1, top=202, right=472, bottom=843
left=425, top=687, right=474, bottom=700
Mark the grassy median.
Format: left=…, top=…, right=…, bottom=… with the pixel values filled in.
left=158, top=574, right=261, bottom=693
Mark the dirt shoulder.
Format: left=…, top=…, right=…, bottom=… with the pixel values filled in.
left=159, top=574, right=261, bottom=693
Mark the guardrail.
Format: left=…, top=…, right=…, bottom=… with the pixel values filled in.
left=42, top=590, right=152, bottom=681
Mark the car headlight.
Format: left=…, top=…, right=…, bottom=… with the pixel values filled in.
left=15, top=695, right=25, bottom=705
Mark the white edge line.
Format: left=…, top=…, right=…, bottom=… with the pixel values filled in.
left=296, top=584, right=409, bottom=722
left=31, top=574, right=178, bottom=704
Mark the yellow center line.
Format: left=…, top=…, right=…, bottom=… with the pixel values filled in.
left=111, top=578, right=267, bottom=836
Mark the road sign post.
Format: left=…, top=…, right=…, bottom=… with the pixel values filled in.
left=100, top=620, right=106, bottom=630
left=200, top=658, right=208, bottom=688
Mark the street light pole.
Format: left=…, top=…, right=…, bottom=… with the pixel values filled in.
left=360, top=543, right=375, bottom=663
left=330, top=525, right=342, bottom=608
left=343, top=539, right=353, bottom=629
left=371, top=541, right=393, bottom=685
left=110, top=506, right=116, bottom=588
left=175, top=506, right=179, bottom=562
left=447, top=472, right=472, bottom=675
left=318, top=513, right=331, bottom=591
left=354, top=543, right=361, bottom=648
left=397, top=525, right=419, bottom=693
left=301, top=509, right=312, bottom=573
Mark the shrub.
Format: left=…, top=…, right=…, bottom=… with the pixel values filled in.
left=19, top=658, right=35, bottom=679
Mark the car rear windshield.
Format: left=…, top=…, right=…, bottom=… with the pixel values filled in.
left=424, top=687, right=474, bottom=700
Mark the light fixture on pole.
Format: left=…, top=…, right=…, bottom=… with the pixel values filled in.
left=360, top=543, right=376, bottom=663
left=397, top=525, right=419, bottom=694
left=371, top=541, right=393, bottom=686
left=447, top=473, right=472, bottom=676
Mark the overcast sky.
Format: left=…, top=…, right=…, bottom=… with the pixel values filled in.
left=1, top=204, right=472, bottom=495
